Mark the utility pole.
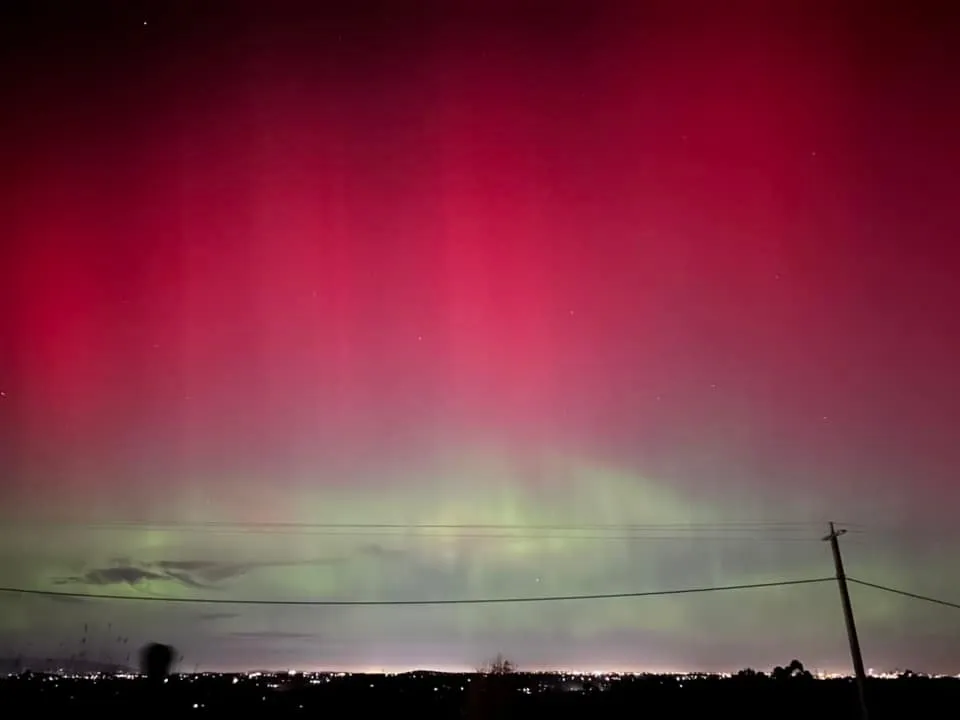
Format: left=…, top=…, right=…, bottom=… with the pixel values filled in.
left=823, top=522, right=869, bottom=720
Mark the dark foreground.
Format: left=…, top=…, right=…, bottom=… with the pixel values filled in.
left=3, top=671, right=958, bottom=718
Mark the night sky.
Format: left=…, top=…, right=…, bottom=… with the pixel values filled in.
left=2, top=1, right=959, bottom=674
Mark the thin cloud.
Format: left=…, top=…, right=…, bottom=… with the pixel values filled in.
left=154, top=560, right=256, bottom=583
left=54, top=566, right=171, bottom=587
left=53, top=563, right=211, bottom=590
left=50, top=543, right=409, bottom=591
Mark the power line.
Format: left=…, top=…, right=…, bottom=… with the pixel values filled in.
left=283, top=533, right=828, bottom=542
left=18, top=530, right=833, bottom=542
left=0, top=577, right=832, bottom=607
left=5, top=519, right=856, bottom=530
left=2, top=519, right=865, bottom=540
left=0, top=526, right=856, bottom=543
left=849, top=578, right=960, bottom=611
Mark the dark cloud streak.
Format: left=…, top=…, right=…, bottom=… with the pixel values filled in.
left=50, top=544, right=409, bottom=591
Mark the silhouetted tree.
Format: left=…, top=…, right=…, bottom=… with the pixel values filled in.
left=772, top=659, right=812, bottom=681
left=480, top=653, right=516, bottom=675
left=467, top=654, right=518, bottom=720
left=140, top=643, right=175, bottom=684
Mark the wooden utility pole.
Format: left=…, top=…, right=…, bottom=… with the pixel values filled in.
left=823, top=522, right=869, bottom=720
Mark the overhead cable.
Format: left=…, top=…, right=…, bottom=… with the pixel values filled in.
left=0, top=577, right=832, bottom=606
left=849, top=578, right=960, bottom=611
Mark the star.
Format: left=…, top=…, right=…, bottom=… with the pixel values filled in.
left=0, top=391, right=6, bottom=398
